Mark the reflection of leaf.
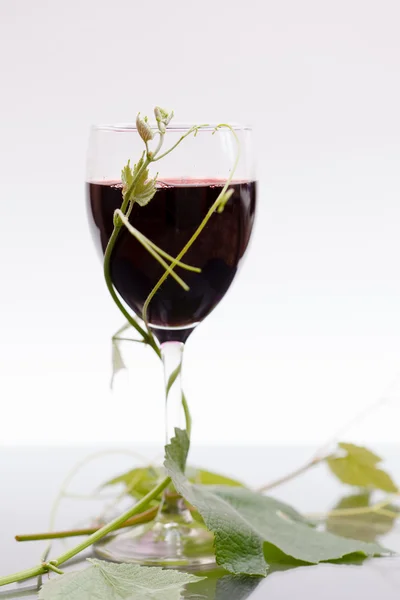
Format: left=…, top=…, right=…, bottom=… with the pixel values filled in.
left=327, top=493, right=400, bottom=542
left=183, top=569, right=261, bottom=600
left=215, top=575, right=262, bottom=600
left=39, top=559, right=203, bottom=600
left=183, top=569, right=220, bottom=600
left=165, top=429, right=390, bottom=577
left=327, top=442, right=397, bottom=493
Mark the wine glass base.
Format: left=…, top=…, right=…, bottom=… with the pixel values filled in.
left=93, top=520, right=216, bottom=569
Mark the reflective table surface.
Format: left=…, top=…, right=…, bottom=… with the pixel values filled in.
left=1, top=445, right=400, bottom=599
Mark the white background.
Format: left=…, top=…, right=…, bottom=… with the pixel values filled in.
left=0, top=0, right=400, bottom=447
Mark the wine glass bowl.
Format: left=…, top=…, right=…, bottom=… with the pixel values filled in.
left=87, top=123, right=256, bottom=344
left=88, top=178, right=256, bottom=343
left=86, top=119, right=257, bottom=567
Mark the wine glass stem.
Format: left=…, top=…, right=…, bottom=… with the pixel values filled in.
left=161, top=341, right=185, bottom=444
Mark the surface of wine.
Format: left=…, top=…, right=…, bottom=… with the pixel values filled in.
left=87, top=179, right=256, bottom=342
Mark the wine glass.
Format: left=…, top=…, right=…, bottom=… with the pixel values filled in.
left=86, top=119, right=257, bottom=568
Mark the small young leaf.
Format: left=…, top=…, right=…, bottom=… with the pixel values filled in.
left=39, top=559, right=203, bottom=600
left=136, top=113, right=154, bottom=142
left=327, top=443, right=397, bottom=493
left=110, top=322, right=131, bottom=389
left=134, top=174, right=157, bottom=207
left=121, top=160, right=134, bottom=194
left=154, top=106, right=174, bottom=133
left=121, top=155, right=157, bottom=208
left=110, top=322, right=145, bottom=389
left=154, top=106, right=174, bottom=126
left=111, top=340, right=126, bottom=389
left=165, top=430, right=391, bottom=577
left=326, top=493, right=400, bottom=542
left=215, top=574, right=262, bottom=600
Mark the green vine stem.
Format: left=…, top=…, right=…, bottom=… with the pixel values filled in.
left=0, top=477, right=170, bottom=588
left=37, top=448, right=150, bottom=588
left=113, top=216, right=200, bottom=275
left=102, top=121, right=209, bottom=359
left=17, top=494, right=399, bottom=545
left=142, top=125, right=240, bottom=326
left=102, top=170, right=161, bottom=357
left=114, top=210, right=195, bottom=291
left=15, top=507, right=158, bottom=542
left=182, top=392, right=192, bottom=439
left=257, top=372, right=400, bottom=494
left=151, top=124, right=207, bottom=162
left=44, top=562, right=64, bottom=576
left=257, top=456, right=325, bottom=493
left=39, top=448, right=149, bottom=551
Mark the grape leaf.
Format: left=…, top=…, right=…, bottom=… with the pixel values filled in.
left=104, top=465, right=243, bottom=500
left=165, top=429, right=390, bottom=577
left=104, top=466, right=162, bottom=501
left=185, top=467, right=243, bottom=487
left=215, top=574, right=263, bottom=600
left=327, top=443, right=397, bottom=493
left=326, top=493, right=400, bottom=542
left=338, top=443, right=381, bottom=465
left=39, top=559, right=203, bottom=600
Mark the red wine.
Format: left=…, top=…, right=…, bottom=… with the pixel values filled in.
left=87, top=179, right=256, bottom=343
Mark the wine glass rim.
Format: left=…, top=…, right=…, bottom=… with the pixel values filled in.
left=92, top=122, right=252, bottom=133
